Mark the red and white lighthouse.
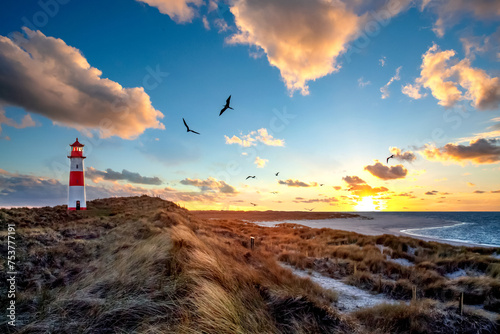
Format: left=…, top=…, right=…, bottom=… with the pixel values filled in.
left=68, top=138, right=86, bottom=210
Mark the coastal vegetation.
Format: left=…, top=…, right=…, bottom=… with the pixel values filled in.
left=1, top=196, right=498, bottom=333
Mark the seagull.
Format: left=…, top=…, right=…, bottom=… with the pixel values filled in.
left=305, top=208, right=315, bottom=212
left=182, top=118, right=200, bottom=135
left=250, top=203, right=257, bottom=206
left=270, top=191, right=278, bottom=194
left=320, top=184, right=324, bottom=186
left=246, top=175, right=256, bottom=180
left=219, top=95, right=233, bottom=116
left=386, top=154, right=394, bottom=164
left=275, top=172, right=279, bottom=176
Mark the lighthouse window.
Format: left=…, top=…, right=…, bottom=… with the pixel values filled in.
left=76, top=164, right=78, bottom=169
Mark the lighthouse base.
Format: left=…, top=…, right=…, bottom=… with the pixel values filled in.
left=68, top=207, right=87, bottom=211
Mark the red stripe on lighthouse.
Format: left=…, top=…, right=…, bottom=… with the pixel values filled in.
left=69, top=171, right=84, bottom=186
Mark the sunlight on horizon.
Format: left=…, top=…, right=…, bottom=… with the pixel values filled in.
left=355, top=196, right=379, bottom=212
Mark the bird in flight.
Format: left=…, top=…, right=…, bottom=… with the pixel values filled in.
left=386, top=154, right=394, bottom=164
left=246, top=175, right=256, bottom=180
left=182, top=118, right=200, bottom=135
left=270, top=191, right=278, bottom=194
left=320, top=184, right=324, bottom=186
left=219, top=95, right=234, bottom=116
left=250, top=203, right=257, bottom=207
left=275, top=172, right=279, bottom=176
left=305, top=208, right=315, bottom=212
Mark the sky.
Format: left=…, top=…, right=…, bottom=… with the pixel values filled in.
left=0, top=0, right=499, bottom=211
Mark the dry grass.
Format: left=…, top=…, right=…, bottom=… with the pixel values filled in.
left=0, top=196, right=498, bottom=333
left=353, top=299, right=497, bottom=334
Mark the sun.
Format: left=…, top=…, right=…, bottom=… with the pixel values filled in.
left=355, top=196, right=379, bottom=212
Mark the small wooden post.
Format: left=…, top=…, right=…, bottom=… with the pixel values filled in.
left=459, top=292, right=464, bottom=315
left=250, top=237, right=255, bottom=250
left=412, top=286, right=417, bottom=302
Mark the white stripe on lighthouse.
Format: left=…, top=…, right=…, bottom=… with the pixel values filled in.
left=68, top=186, right=87, bottom=209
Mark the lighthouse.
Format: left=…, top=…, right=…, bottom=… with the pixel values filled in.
left=68, top=138, right=86, bottom=210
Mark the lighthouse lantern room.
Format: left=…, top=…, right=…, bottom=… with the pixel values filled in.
left=68, top=138, right=86, bottom=210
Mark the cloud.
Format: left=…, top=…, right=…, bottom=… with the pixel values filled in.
left=254, top=156, right=268, bottom=168
left=402, top=44, right=500, bottom=110
left=401, top=83, right=426, bottom=99
left=293, top=196, right=338, bottom=206
left=342, top=175, right=366, bottom=186
left=227, top=0, right=362, bottom=95
left=491, top=190, right=500, bottom=193
left=380, top=66, right=402, bottom=99
left=0, top=109, right=36, bottom=137
left=214, top=18, right=230, bottom=33
left=180, top=177, right=237, bottom=193
left=379, top=56, right=386, bottom=67
left=364, top=162, right=408, bottom=180
left=421, top=138, right=500, bottom=164
left=389, top=147, right=417, bottom=162
left=224, top=135, right=254, bottom=147
left=224, top=128, right=284, bottom=147
left=420, top=0, right=500, bottom=37
left=467, top=182, right=475, bottom=187
left=333, top=186, right=342, bottom=190
left=86, top=167, right=162, bottom=185
left=473, top=190, right=486, bottom=194
left=202, top=16, right=210, bottom=30
left=0, top=169, right=67, bottom=207
left=358, top=77, right=371, bottom=87
left=342, top=175, right=388, bottom=197
left=278, top=179, right=318, bottom=187
left=347, top=183, right=389, bottom=197
left=138, top=0, right=413, bottom=95
left=425, top=190, right=439, bottom=195
left=0, top=29, right=164, bottom=139
left=136, top=0, right=204, bottom=23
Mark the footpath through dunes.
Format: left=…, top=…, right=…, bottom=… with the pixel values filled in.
left=0, top=196, right=499, bottom=334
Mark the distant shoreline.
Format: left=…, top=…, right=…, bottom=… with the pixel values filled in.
left=192, top=211, right=498, bottom=248
left=256, top=213, right=498, bottom=248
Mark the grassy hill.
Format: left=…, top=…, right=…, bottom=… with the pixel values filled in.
left=1, top=196, right=499, bottom=333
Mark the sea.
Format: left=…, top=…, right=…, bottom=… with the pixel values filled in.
left=392, top=212, right=500, bottom=248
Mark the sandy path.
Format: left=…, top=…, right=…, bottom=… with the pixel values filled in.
left=281, top=264, right=398, bottom=312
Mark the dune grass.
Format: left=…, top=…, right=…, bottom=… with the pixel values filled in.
left=0, top=195, right=498, bottom=333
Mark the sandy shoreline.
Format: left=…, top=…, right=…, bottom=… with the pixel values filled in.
left=254, top=213, right=497, bottom=248
left=191, top=210, right=498, bottom=248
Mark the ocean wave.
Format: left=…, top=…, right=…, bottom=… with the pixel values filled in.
left=400, top=221, right=471, bottom=234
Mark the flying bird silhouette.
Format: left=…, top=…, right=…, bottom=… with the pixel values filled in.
left=182, top=118, right=200, bottom=135
left=250, top=203, right=257, bottom=207
left=320, top=184, right=324, bottom=186
left=275, top=172, right=279, bottom=176
left=386, top=154, right=394, bottom=164
left=305, top=208, right=315, bottom=212
left=270, top=191, right=278, bottom=194
left=219, top=95, right=233, bottom=116
left=246, top=175, right=256, bottom=180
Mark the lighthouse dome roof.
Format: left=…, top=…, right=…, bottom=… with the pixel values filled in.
left=70, top=138, right=84, bottom=147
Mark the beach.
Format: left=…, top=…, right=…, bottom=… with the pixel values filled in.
left=197, top=211, right=499, bottom=248
left=260, top=214, right=496, bottom=248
